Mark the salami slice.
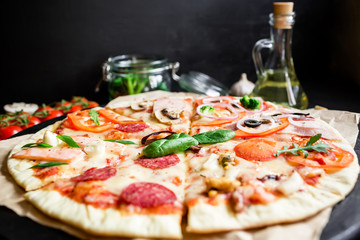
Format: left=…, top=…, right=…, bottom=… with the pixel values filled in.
left=115, top=122, right=149, bottom=132
left=71, top=166, right=116, bottom=182
left=135, top=154, right=180, bottom=169
left=120, top=182, right=177, bottom=208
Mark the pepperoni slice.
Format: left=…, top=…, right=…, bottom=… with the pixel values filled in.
left=120, top=182, right=177, bottom=208
left=135, top=154, right=180, bottom=169
left=71, top=166, right=116, bottom=182
left=115, top=122, right=149, bottom=132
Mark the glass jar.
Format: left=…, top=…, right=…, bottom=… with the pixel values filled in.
left=97, top=55, right=178, bottom=100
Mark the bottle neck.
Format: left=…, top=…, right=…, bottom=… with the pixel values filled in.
left=268, top=13, right=295, bottom=70
left=270, top=27, right=293, bottom=68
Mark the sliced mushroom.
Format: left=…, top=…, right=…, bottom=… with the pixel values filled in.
left=154, top=108, right=183, bottom=124
left=131, top=100, right=153, bottom=111
left=161, top=109, right=180, bottom=120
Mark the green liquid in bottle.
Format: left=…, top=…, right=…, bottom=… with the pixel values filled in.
left=251, top=70, right=308, bottom=109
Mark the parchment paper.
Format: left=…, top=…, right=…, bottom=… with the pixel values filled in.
left=0, top=91, right=359, bottom=240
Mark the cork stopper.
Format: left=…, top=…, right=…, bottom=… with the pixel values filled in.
left=273, top=2, right=294, bottom=15
left=273, top=2, right=294, bottom=29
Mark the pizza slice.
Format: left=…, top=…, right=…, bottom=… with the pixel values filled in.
left=9, top=115, right=188, bottom=238
left=184, top=130, right=358, bottom=233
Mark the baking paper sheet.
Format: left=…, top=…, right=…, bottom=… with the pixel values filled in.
left=0, top=91, right=358, bottom=240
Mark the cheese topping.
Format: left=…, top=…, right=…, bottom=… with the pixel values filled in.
left=277, top=171, right=304, bottom=196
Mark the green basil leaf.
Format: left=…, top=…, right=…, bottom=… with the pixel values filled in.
left=56, top=135, right=80, bottom=148
left=193, top=130, right=235, bottom=144
left=143, top=136, right=198, bottom=158
left=104, top=139, right=136, bottom=145
left=167, top=133, right=192, bottom=140
left=22, top=143, right=53, bottom=149
left=30, top=162, right=69, bottom=169
left=89, top=109, right=100, bottom=125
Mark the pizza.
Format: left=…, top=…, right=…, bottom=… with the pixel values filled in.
left=7, top=92, right=359, bottom=239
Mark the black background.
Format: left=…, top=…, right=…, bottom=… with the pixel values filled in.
left=2, top=0, right=360, bottom=112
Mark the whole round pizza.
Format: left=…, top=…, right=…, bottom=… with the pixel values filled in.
left=7, top=92, right=359, bottom=239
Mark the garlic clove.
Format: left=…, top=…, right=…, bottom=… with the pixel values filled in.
left=230, top=73, right=255, bottom=97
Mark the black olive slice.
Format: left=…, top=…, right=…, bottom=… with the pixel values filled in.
left=292, top=112, right=310, bottom=116
left=244, top=119, right=262, bottom=128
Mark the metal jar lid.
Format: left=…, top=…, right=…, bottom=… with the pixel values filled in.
left=175, top=71, right=230, bottom=96
left=106, top=54, right=171, bottom=74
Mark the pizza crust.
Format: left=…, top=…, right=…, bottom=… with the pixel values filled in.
left=187, top=186, right=342, bottom=233
left=7, top=123, right=62, bottom=191
left=185, top=105, right=359, bottom=233
left=25, top=189, right=182, bottom=239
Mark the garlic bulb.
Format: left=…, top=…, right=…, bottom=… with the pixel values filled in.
left=230, top=73, right=255, bottom=97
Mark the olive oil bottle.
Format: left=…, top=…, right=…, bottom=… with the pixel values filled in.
left=251, top=2, right=308, bottom=109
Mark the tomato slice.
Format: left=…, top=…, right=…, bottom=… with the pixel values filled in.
left=62, top=118, right=79, bottom=130
left=262, top=101, right=277, bottom=111
left=98, top=109, right=147, bottom=125
left=86, top=101, right=99, bottom=108
left=67, top=110, right=115, bottom=133
left=286, top=140, right=354, bottom=169
left=234, top=118, right=289, bottom=138
left=234, top=138, right=283, bottom=161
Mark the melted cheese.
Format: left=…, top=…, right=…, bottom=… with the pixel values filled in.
left=84, top=140, right=106, bottom=158
left=43, top=131, right=62, bottom=147
left=277, top=171, right=304, bottom=196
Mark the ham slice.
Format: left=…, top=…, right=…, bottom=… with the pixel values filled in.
left=153, top=97, right=192, bottom=113
left=11, top=148, right=85, bottom=163
left=280, top=124, right=339, bottom=139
